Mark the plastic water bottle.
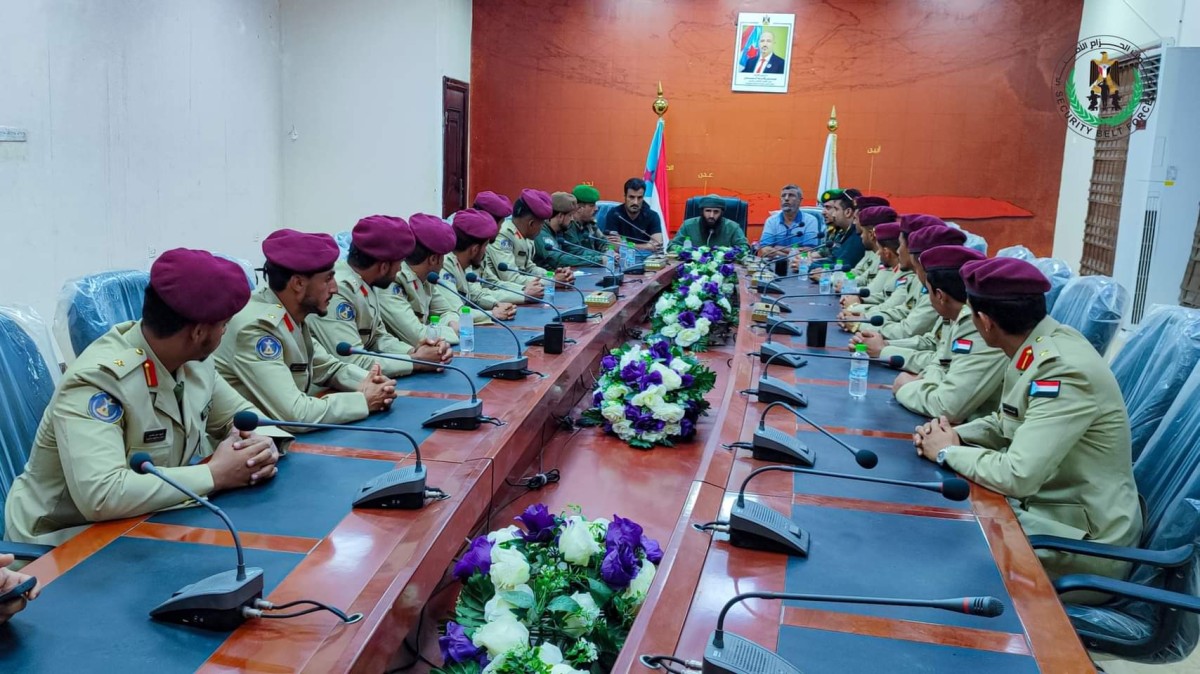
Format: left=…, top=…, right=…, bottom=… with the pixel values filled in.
left=843, top=272, right=858, bottom=295
left=831, top=258, right=847, bottom=287
left=834, top=258, right=845, bottom=272
left=543, top=271, right=555, bottom=304
left=426, top=315, right=441, bottom=343
left=683, top=237, right=693, bottom=251
left=605, top=246, right=617, bottom=274
left=622, top=238, right=637, bottom=268
left=796, top=252, right=810, bottom=277
left=458, top=306, right=474, bottom=354
left=849, top=343, right=869, bottom=399
left=819, top=264, right=833, bottom=295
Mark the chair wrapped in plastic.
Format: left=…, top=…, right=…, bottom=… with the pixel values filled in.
left=1050, top=276, right=1130, bottom=355
left=0, top=308, right=56, bottom=549
left=335, top=231, right=352, bottom=259
left=996, top=244, right=1035, bottom=261
left=54, top=270, right=150, bottom=359
left=1113, top=306, right=1200, bottom=461
left=944, top=223, right=988, bottom=255
left=1134, top=365, right=1200, bottom=532
left=215, top=253, right=257, bottom=289
left=1034, top=257, right=1074, bottom=312
left=595, top=200, right=620, bottom=234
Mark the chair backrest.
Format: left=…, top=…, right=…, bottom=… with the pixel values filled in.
left=683, top=196, right=750, bottom=233
left=1034, top=257, right=1075, bottom=313
left=595, top=201, right=621, bottom=234
left=56, top=270, right=150, bottom=357
left=214, top=253, right=257, bottom=290
left=1050, top=275, right=1130, bottom=355
left=1113, top=306, right=1200, bottom=461
left=996, top=244, right=1035, bottom=261
left=0, top=311, right=57, bottom=538
left=1134, top=363, right=1200, bottom=532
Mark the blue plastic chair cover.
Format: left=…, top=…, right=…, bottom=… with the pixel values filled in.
left=1050, top=276, right=1130, bottom=355
left=0, top=309, right=57, bottom=538
left=595, top=200, right=621, bottom=234
left=1034, top=257, right=1074, bottom=312
left=996, top=245, right=1035, bottom=261
left=336, top=231, right=353, bottom=259
left=1134, top=364, right=1200, bottom=532
left=943, top=223, right=987, bottom=254
left=214, top=253, right=257, bottom=289
left=1113, top=306, right=1200, bottom=461
left=55, top=270, right=150, bottom=357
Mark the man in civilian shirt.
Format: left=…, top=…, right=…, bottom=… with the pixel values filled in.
left=604, top=178, right=663, bottom=251
left=757, top=184, right=821, bottom=257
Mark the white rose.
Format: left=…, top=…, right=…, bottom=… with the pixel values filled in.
left=603, top=385, right=628, bottom=401
left=471, top=615, right=530, bottom=658
left=669, top=357, right=691, bottom=374
left=718, top=297, right=731, bottom=311
left=564, top=591, right=602, bottom=637
left=613, top=420, right=634, bottom=438
left=664, top=422, right=682, bottom=436
left=631, top=384, right=665, bottom=407
left=483, top=583, right=533, bottom=622
left=623, top=559, right=658, bottom=606
left=655, top=295, right=673, bottom=314
left=684, top=295, right=702, bottom=310
left=695, top=317, right=711, bottom=332
left=489, top=546, right=531, bottom=589
left=559, top=517, right=601, bottom=566
left=487, top=525, right=520, bottom=545
left=676, top=328, right=701, bottom=347
left=601, top=403, right=624, bottom=423
left=619, top=345, right=642, bottom=368
left=538, top=643, right=564, bottom=666
left=651, top=401, right=685, bottom=423
left=721, top=283, right=735, bottom=294
left=652, top=362, right=682, bottom=390
left=661, top=323, right=681, bottom=337
left=663, top=311, right=679, bottom=325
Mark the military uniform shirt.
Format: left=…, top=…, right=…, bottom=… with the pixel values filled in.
left=534, top=222, right=602, bottom=268
left=879, top=291, right=940, bottom=340
left=564, top=219, right=607, bottom=254
left=846, top=250, right=881, bottom=288
left=853, top=269, right=916, bottom=320
left=379, top=263, right=460, bottom=347
left=483, top=219, right=550, bottom=289
left=308, top=261, right=416, bottom=379
left=881, top=318, right=945, bottom=374
left=215, top=286, right=370, bottom=428
left=3, top=321, right=290, bottom=545
left=436, top=253, right=496, bottom=325
left=894, top=304, right=1005, bottom=422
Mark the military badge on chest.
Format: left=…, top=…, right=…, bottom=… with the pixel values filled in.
left=87, top=392, right=124, bottom=423
left=336, top=302, right=356, bottom=321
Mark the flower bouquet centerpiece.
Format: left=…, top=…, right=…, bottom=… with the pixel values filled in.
left=581, top=339, right=715, bottom=449
left=651, top=246, right=742, bottom=351
left=433, top=504, right=663, bottom=674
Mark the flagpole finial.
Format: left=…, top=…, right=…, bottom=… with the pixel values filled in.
left=653, top=82, right=669, bottom=118
left=827, top=106, right=838, bottom=132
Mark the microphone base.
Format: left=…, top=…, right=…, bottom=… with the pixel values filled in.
left=751, top=427, right=816, bottom=466
left=623, top=264, right=645, bottom=275
left=525, top=334, right=545, bottom=347
left=479, top=357, right=531, bottom=380
left=760, top=282, right=785, bottom=296
left=150, top=567, right=265, bottom=631
left=728, top=499, right=811, bottom=557
left=560, top=306, right=588, bottom=323
left=774, top=300, right=792, bottom=314
left=422, top=398, right=484, bottom=430
left=703, top=631, right=805, bottom=674
left=765, top=315, right=803, bottom=336
left=354, top=465, right=428, bottom=509
left=755, top=376, right=808, bottom=408
left=596, top=274, right=623, bottom=289
left=758, top=342, right=808, bottom=369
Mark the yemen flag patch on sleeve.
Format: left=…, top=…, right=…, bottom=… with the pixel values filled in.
left=1029, top=380, right=1061, bottom=398
left=951, top=338, right=973, bottom=354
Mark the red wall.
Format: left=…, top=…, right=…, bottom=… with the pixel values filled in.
left=469, top=0, right=1083, bottom=255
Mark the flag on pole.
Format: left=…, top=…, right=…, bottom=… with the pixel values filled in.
left=643, top=117, right=670, bottom=249
left=737, top=24, right=763, bottom=70
left=816, top=128, right=839, bottom=199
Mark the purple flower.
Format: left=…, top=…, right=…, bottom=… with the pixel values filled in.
left=678, top=250, right=694, bottom=262
left=677, top=311, right=697, bottom=329
left=592, top=390, right=604, bottom=406
left=606, top=514, right=645, bottom=551
left=625, top=405, right=664, bottom=432
left=600, top=354, right=618, bottom=372
left=681, top=373, right=695, bottom=387
left=702, top=282, right=720, bottom=296
left=620, top=360, right=647, bottom=385
left=679, top=418, right=696, bottom=439
left=698, top=253, right=713, bottom=264
left=649, top=340, right=672, bottom=362
left=641, top=534, right=664, bottom=564
left=719, top=263, right=735, bottom=276
left=678, top=284, right=692, bottom=296
left=515, top=503, right=557, bottom=543
left=638, top=370, right=663, bottom=392
left=600, top=543, right=640, bottom=589
left=603, top=421, right=613, bottom=433
left=453, top=535, right=493, bottom=580
left=440, top=621, right=486, bottom=665
left=723, top=251, right=738, bottom=263
left=700, top=301, right=723, bottom=322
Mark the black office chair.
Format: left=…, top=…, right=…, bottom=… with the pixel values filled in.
left=683, top=196, right=750, bottom=233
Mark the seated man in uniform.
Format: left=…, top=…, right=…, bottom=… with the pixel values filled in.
left=383, top=213, right=461, bottom=347
left=603, top=178, right=663, bottom=251
left=836, top=203, right=895, bottom=293
left=215, top=229, right=397, bottom=427
left=890, top=245, right=1005, bottom=422
left=535, top=192, right=602, bottom=268
left=915, top=257, right=1142, bottom=586
left=565, top=184, right=608, bottom=255
left=437, top=208, right=519, bottom=324
left=839, top=222, right=909, bottom=329
left=855, top=222, right=960, bottom=347
left=473, top=190, right=545, bottom=301
left=756, top=184, right=822, bottom=257
left=484, top=188, right=574, bottom=291
left=669, top=195, right=749, bottom=250
left=843, top=216, right=940, bottom=341
left=0, top=554, right=40, bottom=624
left=807, top=188, right=865, bottom=275
left=309, top=215, right=448, bottom=378
left=4, top=249, right=286, bottom=545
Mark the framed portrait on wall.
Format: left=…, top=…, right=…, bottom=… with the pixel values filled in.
left=731, top=12, right=795, bottom=93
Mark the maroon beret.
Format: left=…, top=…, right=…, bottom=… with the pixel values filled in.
left=919, top=245, right=987, bottom=271
left=858, top=206, right=898, bottom=228
left=409, top=213, right=457, bottom=255
left=900, top=213, right=946, bottom=235
left=262, top=228, right=339, bottom=273
left=352, top=215, right=415, bottom=261
left=907, top=225, right=968, bottom=255
left=856, top=195, right=891, bottom=209
left=961, top=257, right=1052, bottom=298
left=520, top=188, right=554, bottom=220
left=473, top=191, right=513, bottom=219
left=874, top=222, right=902, bottom=242
left=150, top=248, right=250, bottom=324
left=452, top=208, right=500, bottom=240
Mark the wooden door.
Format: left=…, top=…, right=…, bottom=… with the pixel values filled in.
left=442, top=78, right=469, bottom=217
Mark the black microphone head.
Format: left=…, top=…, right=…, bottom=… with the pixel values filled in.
left=941, top=478, right=971, bottom=501
left=868, top=315, right=885, bottom=326
left=888, top=355, right=906, bottom=369
left=232, top=411, right=260, bottom=433
left=129, top=452, right=154, bottom=474
left=545, top=243, right=557, bottom=250
left=497, top=262, right=510, bottom=271
left=855, top=449, right=878, bottom=469
left=971, top=596, right=1006, bottom=617
left=335, top=341, right=353, bottom=357
left=465, top=271, right=478, bottom=282
left=425, top=271, right=440, bottom=284
left=858, top=288, right=871, bottom=298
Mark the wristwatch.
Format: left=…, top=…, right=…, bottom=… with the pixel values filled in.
left=936, top=449, right=948, bottom=466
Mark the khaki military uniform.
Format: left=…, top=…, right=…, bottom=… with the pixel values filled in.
left=436, top=253, right=493, bottom=325
left=483, top=219, right=549, bottom=291
left=849, top=269, right=915, bottom=319
left=894, top=305, right=1005, bottom=422
left=3, top=321, right=290, bottom=545
left=379, top=264, right=459, bottom=347
left=943, top=317, right=1143, bottom=581
left=882, top=319, right=944, bottom=374
left=308, top=261, right=416, bottom=379
left=879, top=291, right=939, bottom=340
left=846, top=250, right=881, bottom=288
left=215, top=286, right=370, bottom=428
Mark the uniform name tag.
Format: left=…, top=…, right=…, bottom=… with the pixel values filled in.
left=143, top=429, right=167, bottom=443
left=1002, top=403, right=1019, bottom=417
left=358, top=328, right=372, bottom=336
left=289, top=362, right=309, bottom=373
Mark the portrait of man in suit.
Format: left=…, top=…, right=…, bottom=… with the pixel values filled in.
left=741, top=29, right=786, bottom=74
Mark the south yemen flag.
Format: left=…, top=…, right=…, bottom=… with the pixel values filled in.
left=1029, top=380, right=1061, bottom=398
left=951, top=338, right=973, bottom=354
left=643, top=117, right=670, bottom=250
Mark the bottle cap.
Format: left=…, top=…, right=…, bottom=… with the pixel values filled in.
left=430, top=315, right=440, bottom=325
left=460, top=306, right=471, bottom=315
left=847, top=272, right=856, bottom=279
left=855, top=343, right=867, bottom=353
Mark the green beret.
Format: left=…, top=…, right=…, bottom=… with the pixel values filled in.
left=699, top=195, right=725, bottom=210
left=572, top=184, right=600, bottom=204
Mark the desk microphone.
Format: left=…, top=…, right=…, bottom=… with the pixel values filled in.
left=747, top=349, right=813, bottom=408
left=717, top=464, right=970, bottom=557
left=335, top=341, right=486, bottom=428
left=763, top=313, right=882, bottom=339
left=767, top=288, right=869, bottom=314
left=573, top=237, right=646, bottom=274
left=495, top=263, right=589, bottom=320
left=408, top=280, right=529, bottom=380
left=751, top=401, right=877, bottom=468
left=552, top=240, right=624, bottom=287
left=233, top=412, right=444, bottom=509
left=703, top=591, right=1002, bottom=673
left=759, top=347, right=906, bottom=372
left=462, top=272, right=563, bottom=350
left=130, top=452, right=263, bottom=630
left=756, top=255, right=815, bottom=294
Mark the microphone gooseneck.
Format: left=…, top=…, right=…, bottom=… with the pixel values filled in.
left=495, top=262, right=589, bottom=309
left=767, top=287, right=870, bottom=313
left=736, top=464, right=969, bottom=508
left=334, top=341, right=478, bottom=402
left=756, top=402, right=878, bottom=469
left=464, top=272, right=563, bottom=323
left=422, top=279, right=526, bottom=360
left=236, top=412, right=423, bottom=471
